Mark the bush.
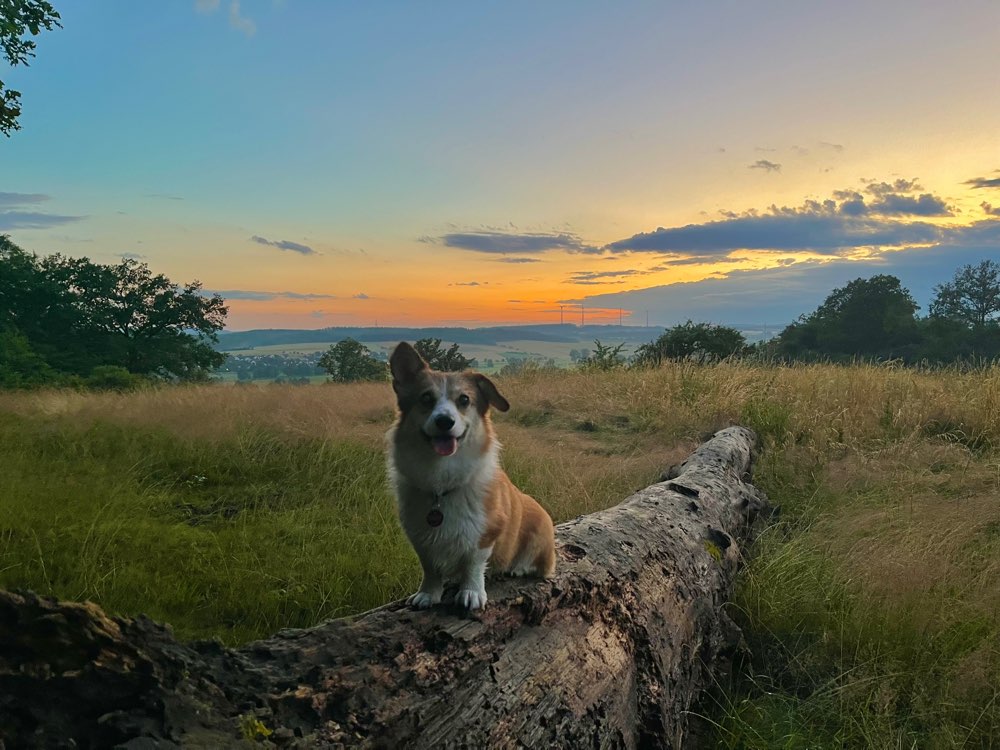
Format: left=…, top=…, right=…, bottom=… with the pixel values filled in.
left=85, top=365, right=144, bottom=391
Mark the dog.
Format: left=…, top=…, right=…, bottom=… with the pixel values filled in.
left=386, top=341, right=556, bottom=611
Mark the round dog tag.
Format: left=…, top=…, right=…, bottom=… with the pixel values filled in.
left=426, top=509, right=444, bottom=527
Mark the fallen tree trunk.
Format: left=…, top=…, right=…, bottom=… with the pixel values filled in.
left=1, top=426, right=767, bottom=749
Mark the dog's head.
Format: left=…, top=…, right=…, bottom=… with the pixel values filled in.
left=389, top=341, right=509, bottom=458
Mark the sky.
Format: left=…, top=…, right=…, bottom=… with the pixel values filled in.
left=3, top=0, right=1000, bottom=330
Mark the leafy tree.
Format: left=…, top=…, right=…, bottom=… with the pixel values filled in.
left=1, top=0, right=61, bottom=136
left=775, top=275, right=920, bottom=360
left=929, top=260, right=1000, bottom=329
left=0, top=325, right=56, bottom=387
left=0, top=235, right=228, bottom=382
left=580, top=339, right=626, bottom=371
left=318, top=338, right=387, bottom=382
left=413, top=337, right=476, bottom=371
left=633, top=321, right=746, bottom=366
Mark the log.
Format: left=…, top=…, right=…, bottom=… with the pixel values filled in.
left=0, top=426, right=768, bottom=749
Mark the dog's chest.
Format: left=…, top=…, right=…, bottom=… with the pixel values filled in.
left=398, top=485, right=487, bottom=570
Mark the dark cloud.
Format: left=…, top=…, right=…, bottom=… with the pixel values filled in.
left=353, top=293, right=370, bottom=299
left=451, top=281, right=483, bottom=286
left=0, top=192, right=83, bottom=230
left=207, top=289, right=337, bottom=301
left=820, top=142, right=845, bottom=152
left=869, top=193, right=951, bottom=216
left=569, top=269, right=643, bottom=281
left=494, top=256, right=542, bottom=263
left=0, top=192, right=49, bottom=207
left=749, top=160, right=782, bottom=173
left=965, top=174, right=1000, bottom=189
left=0, top=211, right=84, bottom=230
left=864, top=178, right=922, bottom=196
left=120, top=252, right=146, bottom=260
left=425, top=230, right=600, bottom=254
left=983, top=202, right=1000, bottom=217
left=250, top=235, right=317, bottom=255
left=655, top=254, right=746, bottom=266
left=605, top=182, right=958, bottom=254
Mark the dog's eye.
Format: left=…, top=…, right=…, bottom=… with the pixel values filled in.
left=420, top=391, right=435, bottom=407
left=457, top=394, right=471, bottom=408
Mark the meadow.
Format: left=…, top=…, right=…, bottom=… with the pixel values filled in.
left=1, top=362, right=999, bottom=747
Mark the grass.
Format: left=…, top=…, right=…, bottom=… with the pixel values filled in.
left=1, top=361, right=999, bottom=745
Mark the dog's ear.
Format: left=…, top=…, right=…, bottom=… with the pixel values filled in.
left=390, top=341, right=428, bottom=390
left=474, top=373, right=510, bottom=413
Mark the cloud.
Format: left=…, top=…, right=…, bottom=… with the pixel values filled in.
left=567, top=269, right=644, bottom=283
left=604, top=183, right=958, bottom=255
left=228, top=0, right=256, bottom=36
left=207, top=289, right=337, bottom=301
left=749, top=160, right=782, bottom=173
left=983, top=202, right=1000, bottom=217
left=353, top=292, right=370, bottom=299
left=0, top=211, right=83, bottom=230
left=820, top=142, right=845, bottom=152
left=451, top=281, right=484, bottom=286
left=0, top=192, right=82, bottom=230
left=965, top=174, right=1000, bottom=189
left=195, top=0, right=255, bottom=37
left=864, top=178, right=922, bottom=196
left=424, top=230, right=599, bottom=254
left=494, top=256, right=542, bottom=263
left=250, top=235, right=317, bottom=255
left=120, top=252, right=146, bottom=260
left=0, top=192, right=48, bottom=208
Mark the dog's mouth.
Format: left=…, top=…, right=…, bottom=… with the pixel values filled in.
left=424, top=429, right=467, bottom=457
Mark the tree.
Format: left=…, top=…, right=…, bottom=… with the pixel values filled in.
left=774, top=275, right=920, bottom=360
left=929, top=260, right=1000, bottom=329
left=633, top=321, right=746, bottom=366
left=412, top=338, right=475, bottom=371
left=318, top=338, right=387, bottom=382
left=1, top=0, right=61, bottom=136
left=580, top=339, right=626, bottom=371
left=0, top=235, right=228, bottom=382
left=0, top=325, right=56, bottom=387
left=42, top=254, right=228, bottom=378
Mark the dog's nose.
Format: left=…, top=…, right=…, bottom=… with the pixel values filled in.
left=434, top=414, right=455, bottom=431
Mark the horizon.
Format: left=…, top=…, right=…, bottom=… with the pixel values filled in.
left=4, top=1, right=999, bottom=330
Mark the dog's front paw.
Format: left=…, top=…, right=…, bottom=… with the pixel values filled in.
left=407, top=591, right=441, bottom=609
left=455, top=587, right=488, bottom=611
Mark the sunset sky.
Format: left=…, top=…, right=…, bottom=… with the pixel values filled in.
left=4, top=1, right=1000, bottom=330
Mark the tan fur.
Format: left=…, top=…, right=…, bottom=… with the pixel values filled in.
left=480, top=471, right=556, bottom=577
left=387, top=341, right=556, bottom=610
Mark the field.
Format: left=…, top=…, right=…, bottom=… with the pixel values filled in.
left=2, top=363, right=999, bottom=746
left=223, top=338, right=628, bottom=370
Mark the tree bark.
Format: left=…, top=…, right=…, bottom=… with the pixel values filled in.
left=0, top=426, right=767, bottom=749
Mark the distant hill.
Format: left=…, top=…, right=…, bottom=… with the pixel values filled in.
left=215, top=323, right=778, bottom=351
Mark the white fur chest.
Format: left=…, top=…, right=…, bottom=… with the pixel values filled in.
left=387, top=437, right=499, bottom=579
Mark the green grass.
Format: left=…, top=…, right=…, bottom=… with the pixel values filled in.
left=0, top=413, right=416, bottom=644
left=711, top=403, right=1000, bottom=748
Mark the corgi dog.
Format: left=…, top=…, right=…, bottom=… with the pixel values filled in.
left=386, top=341, right=556, bottom=611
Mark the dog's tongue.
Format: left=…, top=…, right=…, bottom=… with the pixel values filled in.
left=432, top=435, right=458, bottom=457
